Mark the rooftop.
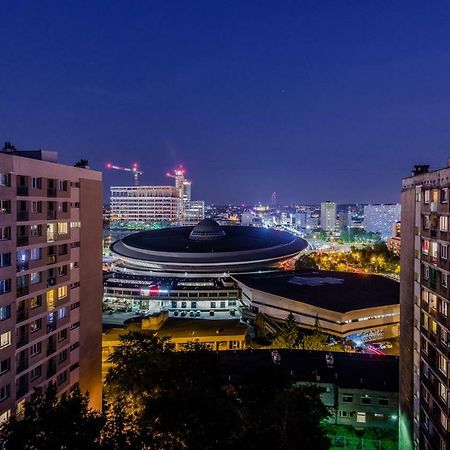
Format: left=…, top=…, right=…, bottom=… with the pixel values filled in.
left=218, top=349, right=399, bottom=392
left=234, top=270, right=399, bottom=313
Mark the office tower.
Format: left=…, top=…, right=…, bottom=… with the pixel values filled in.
left=363, top=204, right=401, bottom=239
left=110, top=185, right=182, bottom=224
left=0, top=147, right=103, bottom=420
left=339, top=209, right=351, bottom=230
left=320, top=201, right=337, bottom=232
left=400, top=161, right=450, bottom=449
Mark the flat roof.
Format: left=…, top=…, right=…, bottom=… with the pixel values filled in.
left=218, top=349, right=399, bottom=392
left=234, top=270, right=399, bottom=313
left=103, top=319, right=247, bottom=342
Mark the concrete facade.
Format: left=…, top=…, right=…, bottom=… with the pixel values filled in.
left=0, top=149, right=102, bottom=420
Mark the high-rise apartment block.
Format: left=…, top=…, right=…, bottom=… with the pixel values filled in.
left=320, top=201, right=336, bottom=232
left=0, top=148, right=103, bottom=420
left=363, top=204, right=401, bottom=239
left=400, top=161, right=450, bottom=449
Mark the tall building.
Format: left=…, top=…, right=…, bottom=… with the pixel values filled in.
left=0, top=147, right=103, bottom=420
left=110, top=185, right=182, bottom=224
left=363, top=204, right=401, bottom=239
left=339, top=209, right=351, bottom=230
left=110, top=166, right=204, bottom=227
left=320, top=201, right=336, bottom=232
left=400, top=161, right=450, bottom=449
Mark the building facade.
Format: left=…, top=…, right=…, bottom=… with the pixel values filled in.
left=0, top=148, right=103, bottom=420
left=401, top=161, right=450, bottom=449
left=364, top=204, right=401, bottom=239
left=320, top=201, right=337, bottom=232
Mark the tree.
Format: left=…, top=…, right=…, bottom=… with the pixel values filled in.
left=238, top=363, right=330, bottom=450
left=74, top=159, right=89, bottom=168
left=272, top=313, right=299, bottom=349
left=295, top=254, right=319, bottom=270
left=0, top=383, right=103, bottom=450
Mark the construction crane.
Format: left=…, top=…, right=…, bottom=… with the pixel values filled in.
left=106, top=162, right=143, bottom=186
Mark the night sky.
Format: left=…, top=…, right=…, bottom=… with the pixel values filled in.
left=2, top=1, right=450, bottom=205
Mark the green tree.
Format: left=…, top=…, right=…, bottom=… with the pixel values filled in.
left=272, top=313, right=300, bottom=349
left=0, top=383, right=103, bottom=450
left=295, top=254, right=319, bottom=270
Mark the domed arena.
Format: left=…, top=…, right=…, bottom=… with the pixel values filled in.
left=104, top=220, right=307, bottom=319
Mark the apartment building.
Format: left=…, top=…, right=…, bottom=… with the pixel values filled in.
left=320, top=201, right=337, bottom=232
left=401, top=161, right=450, bottom=449
left=0, top=148, right=103, bottom=420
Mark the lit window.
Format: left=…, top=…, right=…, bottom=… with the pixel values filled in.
left=439, top=355, right=448, bottom=375
left=57, top=286, right=67, bottom=299
left=57, top=223, right=68, bottom=235
left=439, top=382, right=447, bottom=401
left=440, top=216, right=449, bottom=232
left=30, top=319, right=42, bottom=333
left=441, top=411, right=448, bottom=431
left=58, top=307, right=67, bottom=320
left=30, top=272, right=41, bottom=285
left=47, top=290, right=55, bottom=311
left=356, top=412, right=366, bottom=423
left=422, top=240, right=430, bottom=255
left=424, top=190, right=431, bottom=203
left=0, top=332, right=11, bottom=348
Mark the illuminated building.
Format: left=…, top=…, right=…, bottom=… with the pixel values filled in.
left=0, top=147, right=103, bottom=421
left=386, top=222, right=401, bottom=256
left=363, top=204, right=401, bottom=239
left=110, top=166, right=204, bottom=227
left=400, top=162, right=450, bottom=449
left=104, top=219, right=307, bottom=317
left=320, top=201, right=337, bottom=232
left=234, top=270, right=399, bottom=339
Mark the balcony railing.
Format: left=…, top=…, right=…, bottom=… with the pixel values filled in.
left=17, top=236, right=29, bottom=247
left=47, top=210, right=56, bottom=220
left=47, top=322, right=57, bottom=333
left=16, top=286, right=29, bottom=297
left=16, top=185, right=28, bottom=196
left=17, top=211, right=29, bottom=221
left=47, top=187, right=57, bottom=197
left=16, top=334, right=29, bottom=349
left=47, top=277, right=56, bottom=287
left=16, top=262, right=29, bottom=272
left=16, top=309, right=28, bottom=323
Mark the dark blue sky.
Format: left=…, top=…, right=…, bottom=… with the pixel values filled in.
left=2, top=1, right=450, bottom=204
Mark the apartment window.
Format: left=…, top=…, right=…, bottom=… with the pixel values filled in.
left=58, top=223, right=68, bottom=235
left=440, top=300, right=448, bottom=317
left=439, top=355, right=448, bottom=375
left=47, top=290, right=55, bottom=311
left=0, top=279, right=11, bottom=295
left=30, top=342, right=41, bottom=357
left=181, top=301, right=186, bottom=309
left=356, top=412, right=366, bottom=423
left=58, top=307, right=67, bottom=320
left=58, top=180, right=67, bottom=191
left=443, top=273, right=448, bottom=289
left=30, top=365, right=42, bottom=381
left=361, top=394, right=372, bottom=405
left=57, top=371, right=67, bottom=385
left=0, top=253, right=11, bottom=268
left=442, top=329, right=448, bottom=346
left=58, top=349, right=68, bottom=363
left=378, top=396, right=389, bottom=406
left=30, top=295, right=42, bottom=309
left=57, top=328, right=68, bottom=342
left=0, top=201, right=10, bottom=214
left=442, top=245, right=449, bottom=260
left=30, top=248, right=41, bottom=261
left=442, top=188, right=449, bottom=203
left=171, top=301, right=177, bottom=309
left=441, top=411, right=448, bottom=431
left=31, top=201, right=42, bottom=213
left=0, top=332, right=11, bottom=349
left=30, top=318, right=42, bottom=333
left=31, top=178, right=41, bottom=189
left=424, top=265, right=430, bottom=280
left=0, top=385, right=10, bottom=402
left=0, top=305, right=10, bottom=321
left=30, top=225, right=41, bottom=237
left=0, top=227, right=10, bottom=240
left=342, top=394, right=353, bottom=403
left=191, top=301, right=197, bottom=309
left=425, top=190, right=431, bottom=203
left=210, top=302, right=216, bottom=309
left=422, top=240, right=430, bottom=255
left=57, top=286, right=67, bottom=299
left=423, top=339, right=429, bottom=355
left=0, top=358, right=9, bottom=375
left=440, top=216, right=449, bottom=232
left=30, top=272, right=41, bottom=285
left=0, top=174, right=10, bottom=187
left=439, top=382, right=447, bottom=401
left=423, top=215, right=431, bottom=229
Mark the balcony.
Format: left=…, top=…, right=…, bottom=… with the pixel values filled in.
left=47, top=277, right=56, bottom=287
left=17, top=211, right=29, bottom=222
left=16, top=334, right=28, bottom=349
left=16, top=261, right=29, bottom=272
left=16, top=286, right=29, bottom=297
left=47, top=210, right=56, bottom=220
left=16, top=185, right=28, bottom=196
left=16, top=309, right=28, bottom=323
left=16, top=385, right=29, bottom=401
left=16, top=358, right=28, bottom=375
left=47, top=322, right=57, bottom=333
left=17, top=236, right=29, bottom=247
left=47, top=255, right=56, bottom=265
left=47, top=361, right=57, bottom=379
left=47, top=187, right=57, bottom=197
left=47, top=343, right=57, bottom=356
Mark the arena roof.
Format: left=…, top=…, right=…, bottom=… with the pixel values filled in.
left=234, top=270, right=399, bottom=313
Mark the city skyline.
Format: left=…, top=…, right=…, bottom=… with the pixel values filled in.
left=3, top=2, right=450, bottom=204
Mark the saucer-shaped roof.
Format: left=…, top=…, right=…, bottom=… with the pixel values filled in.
left=189, top=219, right=226, bottom=241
